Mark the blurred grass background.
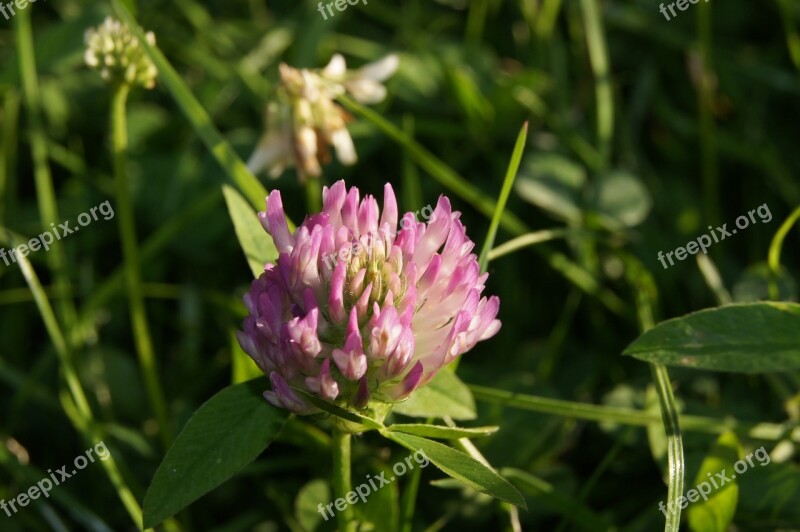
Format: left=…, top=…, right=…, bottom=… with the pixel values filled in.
left=1, top=0, right=799, bottom=530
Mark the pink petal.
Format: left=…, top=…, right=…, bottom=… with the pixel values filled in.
left=259, top=191, right=293, bottom=254
left=328, top=262, right=347, bottom=324
left=380, top=183, right=398, bottom=234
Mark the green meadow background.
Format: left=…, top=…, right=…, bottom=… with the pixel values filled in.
left=1, top=0, right=799, bottom=530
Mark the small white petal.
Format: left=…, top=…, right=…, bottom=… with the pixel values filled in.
left=356, top=54, right=399, bottom=82
left=247, top=132, right=291, bottom=175
left=345, top=79, right=387, bottom=104
left=323, top=54, right=347, bottom=79
left=84, top=50, right=99, bottom=67
left=331, top=128, right=357, bottom=166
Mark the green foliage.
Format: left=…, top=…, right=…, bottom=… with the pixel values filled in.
left=3, top=0, right=800, bottom=530
left=687, top=432, right=741, bottom=532
left=142, top=379, right=288, bottom=528
left=383, top=431, right=527, bottom=509
left=222, top=184, right=278, bottom=278
left=392, top=369, right=477, bottom=420
left=385, top=424, right=498, bottom=439
left=624, top=303, right=800, bottom=372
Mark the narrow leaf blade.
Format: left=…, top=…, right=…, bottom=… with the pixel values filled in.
left=478, top=121, right=528, bottom=272
left=387, top=424, right=498, bottom=439
left=383, top=432, right=526, bottom=509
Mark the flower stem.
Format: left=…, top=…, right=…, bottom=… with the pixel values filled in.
left=16, top=8, right=80, bottom=336
left=400, top=416, right=434, bottom=532
left=331, top=427, right=356, bottom=532
left=111, top=83, right=173, bottom=450
left=767, top=205, right=800, bottom=299
left=7, top=230, right=144, bottom=528
left=579, top=0, right=613, bottom=171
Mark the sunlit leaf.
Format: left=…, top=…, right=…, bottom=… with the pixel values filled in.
left=623, top=303, right=800, bottom=372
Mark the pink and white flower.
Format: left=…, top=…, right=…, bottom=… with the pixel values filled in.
left=237, top=181, right=500, bottom=414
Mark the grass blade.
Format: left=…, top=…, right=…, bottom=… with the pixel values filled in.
left=478, top=122, right=528, bottom=272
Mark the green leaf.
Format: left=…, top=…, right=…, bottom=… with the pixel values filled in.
left=515, top=153, right=586, bottom=224
left=382, top=432, right=526, bottom=509
left=687, top=432, right=741, bottom=532
left=295, top=479, right=331, bottom=532
left=587, top=170, right=652, bottom=229
left=732, top=263, right=797, bottom=302
left=623, top=302, right=800, bottom=373
left=392, top=369, right=477, bottom=420
left=386, top=423, right=498, bottom=439
left=222, top=184, right=278, bottom=279
left=142, top=379, right=289, bottom=528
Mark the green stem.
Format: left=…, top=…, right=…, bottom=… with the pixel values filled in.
left=399, top=413, right=433, bottom=532
left=767, top=205, right=800, bottom=299
left=579, top=0, right=613, bottom=171
left=331, top=428, right=356, bottom=532
left=399, top=458, right=422, bottom=532
left=536, top=0, right=564, bottom=40
left=111, top=84, right=172, bottom=450
left=487, top=229, right=576, bottom=262
left=468, top=384, right=800, bottom=442
left=5, top=230, right=144, bottom=528
left=650, top=364, right=685, bottom=532
left=465, top=0, right=488, bottom=44
left=15, top=9, right=79, bottom=333
left=629, top=258, right=684, bottom=532
left=776, top=0, right=800, bottom=74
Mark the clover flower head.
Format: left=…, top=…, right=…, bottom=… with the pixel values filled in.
left=247, top=54, right=399, bottom=181
left=237, top=181, right=501, bottom=415
left=84, top=16, right=158, bottom=89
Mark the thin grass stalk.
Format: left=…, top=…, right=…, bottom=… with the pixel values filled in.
left=111, top=84, right=172, bottom=450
